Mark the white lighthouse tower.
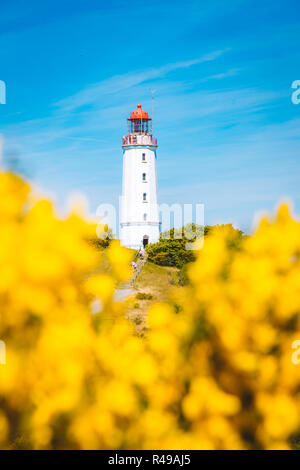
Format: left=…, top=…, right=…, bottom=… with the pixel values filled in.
left=120, top=103, right=160, bottom=249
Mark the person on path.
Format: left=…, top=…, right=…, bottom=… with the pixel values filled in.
left=131, top=261, right=137, bottom=271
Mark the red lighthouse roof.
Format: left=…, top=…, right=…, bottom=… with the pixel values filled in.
left=129, top=103, right=151, bottom=121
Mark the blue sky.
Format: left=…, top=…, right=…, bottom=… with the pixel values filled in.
left=0, top=0, right=299, bottom=233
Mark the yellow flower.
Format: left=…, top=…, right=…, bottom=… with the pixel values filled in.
left=85, top=274, right=115, bottom=303
left=1, top=172, right=300, bottom=451
left=0, top=411, right=9, bottom=445
left=257, top=394, right=299, bottom=440
left=106, top=240, right=132, bottom=282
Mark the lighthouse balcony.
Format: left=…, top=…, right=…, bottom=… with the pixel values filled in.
left=122, top=134, right=157, bottom=147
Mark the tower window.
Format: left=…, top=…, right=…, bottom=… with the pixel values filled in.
left=143, top=193, right=147, bottom=202
left=142, top=153, right=146, bottom=161
left=143, top=213, right=147, bottom=221
left=142, top=173, right=146, bottom=181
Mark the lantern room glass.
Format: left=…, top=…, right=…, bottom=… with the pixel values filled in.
left=128, top=119, right=152, bottom=135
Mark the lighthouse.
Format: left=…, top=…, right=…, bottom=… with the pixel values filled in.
left=120, top=103, right=160, bottom=250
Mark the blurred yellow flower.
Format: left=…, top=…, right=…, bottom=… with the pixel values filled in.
left=0, top=171, right=300, bottom=450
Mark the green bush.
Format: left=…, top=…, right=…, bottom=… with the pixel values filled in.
left=145, top=224, right=201, bottom=269
left=146, top=224, right=244, bottom=284
left=136, top=292, right=153, bottom=300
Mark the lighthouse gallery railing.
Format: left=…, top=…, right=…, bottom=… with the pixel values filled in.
left=122, top=135, right=157, bottom=147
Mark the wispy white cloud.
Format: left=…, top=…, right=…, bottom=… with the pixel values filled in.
left=199, top=68, right=242, bottom=83
left=53, top=49, right=230, bottom=112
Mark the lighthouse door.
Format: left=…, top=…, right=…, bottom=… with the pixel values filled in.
left=143, top=235, right=149, bottom=248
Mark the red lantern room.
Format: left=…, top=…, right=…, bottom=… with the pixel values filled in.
left=127, top=103, right=152, bottom=135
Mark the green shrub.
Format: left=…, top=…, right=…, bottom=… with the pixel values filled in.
left=145, top=224, right=200, bottom=269
left=136, top=292, right=153, bottom=300
left=147, top=224, right=245, bottom=283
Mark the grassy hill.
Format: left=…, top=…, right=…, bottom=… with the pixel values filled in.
left=125, top=261, right=180, bottom=335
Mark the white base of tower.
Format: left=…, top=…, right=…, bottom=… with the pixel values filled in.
left=120, top=222, right=160, bottom=250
